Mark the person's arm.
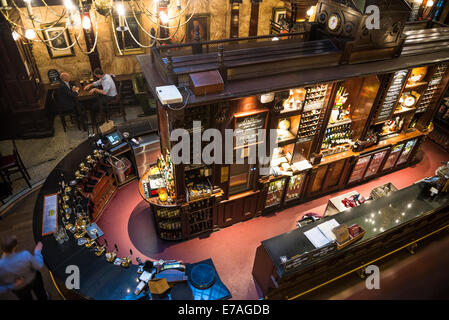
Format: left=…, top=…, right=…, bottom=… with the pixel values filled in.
left=29, top=242, right=44, bottom=270
left=89, top=87, right=106, bottom=95
left=84, top=79, right=99, bottom=91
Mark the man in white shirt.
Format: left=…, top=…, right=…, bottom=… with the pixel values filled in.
left=84, top=68, right=118, bottom=125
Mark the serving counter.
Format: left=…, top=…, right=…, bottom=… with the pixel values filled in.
left=32, top=139, right=231, bottom=300
left=252, top=182, right=449, bottom=299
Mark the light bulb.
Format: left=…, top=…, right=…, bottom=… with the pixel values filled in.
left=12, top=31, right=20, bottom=40
left=64, top=0, right=74, bottom=10
left=116, top=3, right=125, bottom=16
left=82, top=15, right=91, bottom=30
left=427, top=0, right=434, bottom=7
left=160, top=11, right=169, bottom=24
left=307, top=6, right=314, bottom=17
left=25, top=29, right=36, bottom=40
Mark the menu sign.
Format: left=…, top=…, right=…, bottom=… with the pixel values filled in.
left=376, top=70, right=408, bottom=123
left=234, top=111, right=267, bottom=149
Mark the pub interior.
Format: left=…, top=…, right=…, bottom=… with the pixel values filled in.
left=1, top=0, right=449, bottom=301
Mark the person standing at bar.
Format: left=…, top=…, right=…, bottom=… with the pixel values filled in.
left=0, top=235, right=47, bottom=300
left=83, top=68, right=117, bottom=125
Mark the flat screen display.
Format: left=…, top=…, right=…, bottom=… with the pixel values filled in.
left=106, top=131, right=122, bottom=146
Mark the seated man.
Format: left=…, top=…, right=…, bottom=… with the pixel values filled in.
left=56, top=72, right=79, bottom=110
left=83, top=68, right=117, bottom=125
left=55, top=72, right=80, bottom=131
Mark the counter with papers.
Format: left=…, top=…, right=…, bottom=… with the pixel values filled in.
left=252, top=181, right=449, bottom=299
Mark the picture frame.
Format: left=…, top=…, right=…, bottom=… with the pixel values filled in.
left=272, top=7, right=287, bottom=24
left=112, top=13, right=145, bottom=55
left=185, top=13, right=210, bottom=43
left=41, top=23, right=75, bottom=59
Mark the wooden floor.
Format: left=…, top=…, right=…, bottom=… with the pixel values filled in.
left=0, top=188, right=62, bottom=300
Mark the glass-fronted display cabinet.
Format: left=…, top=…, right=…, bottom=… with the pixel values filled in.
left=396, top=138, right=418, bottom=165
left=265, top=178, right=286, bottom=208
left=285, top=173, right=306, bottom=202
left=383, top=143, right=405, bottom=171
left=364, top=149, right=389, bottom=178
left=347, top=154, right=371, bottom=184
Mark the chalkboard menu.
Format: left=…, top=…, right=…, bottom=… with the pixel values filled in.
left=234, top=111, right=267, bottom=148
left=47, top=69, right=60, bottom=84
left=376, top=70, right=408, bottom=123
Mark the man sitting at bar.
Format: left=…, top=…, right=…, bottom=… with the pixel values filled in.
left=83, top=68, right=117, bottom=125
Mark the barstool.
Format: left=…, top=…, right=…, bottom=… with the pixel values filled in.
left=0, top=140, right=31, bottom=188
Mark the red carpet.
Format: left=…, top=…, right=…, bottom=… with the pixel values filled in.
left=96, top=140, right=449, bottom=300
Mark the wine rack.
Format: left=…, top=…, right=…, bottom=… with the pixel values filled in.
left=321, top=121, right=353, bottom=156
left=416, top=64, right=448, bottom=114
left=186, top=197, right=214, bottom=236
left=155, top=207, right=183, bottom=241
left=297, top=84, right=328, bottom=142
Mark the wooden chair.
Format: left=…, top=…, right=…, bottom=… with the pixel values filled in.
left=52, top=89, right=81, bottom=132
left=0, top=140, right=31, bottom=188
left=106, top=76, right=126, bottom=122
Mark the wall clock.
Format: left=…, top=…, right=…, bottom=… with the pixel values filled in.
left=328, top=14, right=341, bottom=31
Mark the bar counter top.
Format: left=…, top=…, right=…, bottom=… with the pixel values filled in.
left=261, top=182, right=449, bottom=279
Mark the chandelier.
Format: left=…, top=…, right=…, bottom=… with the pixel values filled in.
left=0, top=0, right=197, bottom=55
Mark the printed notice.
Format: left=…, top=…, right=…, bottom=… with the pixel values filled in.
left=42, top=193, right=58, bottom=236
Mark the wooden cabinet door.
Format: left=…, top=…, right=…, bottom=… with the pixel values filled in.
left=222, top=198, right=244, bottom=227
left=243, top=193, right=258, bottom=220
left=323, top=159, right=346, bottom=191
left=308, top=164, right=329, bottom=195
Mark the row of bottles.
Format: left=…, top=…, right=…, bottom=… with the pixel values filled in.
left=190, top=220, right=213, bottom=235
left=187, top=197, right=213, bottom=211
left=322, top=124, right=353, bottom=150
left=158, top=221, right=182, bottom=230
left=156, top=208, right=180, bottom=220
left=417, top=63, right=448, bottom=113
left=160, top=231, right=182, bottom=240
left=188, top=208, right=212, bottom=224
left=157, top=150, right=175, bottom=201
left=298, top=109, right=321, bottom=139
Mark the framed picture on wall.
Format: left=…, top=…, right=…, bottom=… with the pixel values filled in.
left=185, top=13, right=210, bottom=43
left=112, top=13, right=145, bottom=55
left=272, top=7, right=287, bottom=24
left=41, top=23, right=75, bottom=59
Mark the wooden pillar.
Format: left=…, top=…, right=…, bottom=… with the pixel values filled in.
left=81, top=3, right=101, bottom=71
left=230, top=0, right=242, bottom=38
left=249, top=0, right=262, bottom=37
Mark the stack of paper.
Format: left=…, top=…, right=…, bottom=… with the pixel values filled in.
left=304, top=219, right=340, bottom=249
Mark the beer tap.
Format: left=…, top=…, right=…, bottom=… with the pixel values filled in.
left=120, top=249, right=132, bottom=268
left=104, top=240, right=117, bottom=263
left=93, top=231, right=105, bottom=256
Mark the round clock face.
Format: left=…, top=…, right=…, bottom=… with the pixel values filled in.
left=328, top=14, right=340, bottom=31
left=404, top=96, right=416, bottom=107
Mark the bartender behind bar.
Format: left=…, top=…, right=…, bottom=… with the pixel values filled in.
left=83, top=68, right=117, bottom=125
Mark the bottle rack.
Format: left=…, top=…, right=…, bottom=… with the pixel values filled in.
left=297, top=84, right=328, bottom=141
left=321, top=122, right=353, bottom=155
left=416, top=64, right=448, bottom=114
left=186, top=197, right=214, bottom=236
left=155, top=207, right=183, bottom=241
